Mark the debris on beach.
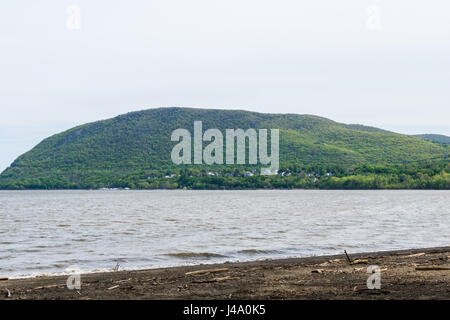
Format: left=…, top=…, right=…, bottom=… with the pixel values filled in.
left=192, top=276, right=239, bottom=283
left=353, top=267, right=366, bottom=272
left=185, top=268, right=229, bottom=276
left=1, top=247, right=448, bottom=300
left=415, top=266, right=450, bottom=271
left=32, top=284, right=59, bottom=290
left=107, top=285, right=120, bottom=290
left=113, top=260, right=120, bottom=272
left=350, top=259, right=369, bottom=265
left=406, top=252, right=426, bottom=258
left=249, top=266, right=264, bottom=271
left=344, top=250, right=352, bottom=263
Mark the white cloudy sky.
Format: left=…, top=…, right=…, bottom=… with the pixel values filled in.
left=0, top=0, right=449, bottom=171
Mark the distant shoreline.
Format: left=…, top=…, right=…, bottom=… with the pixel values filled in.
left=2, top=246, right=449, bottom=300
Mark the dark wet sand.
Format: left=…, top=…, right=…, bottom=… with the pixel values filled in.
left=1, top=247, right=449, bottom=300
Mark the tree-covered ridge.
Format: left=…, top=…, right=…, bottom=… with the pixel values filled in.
left=413, top=134, right=450, bottom=145
left=0, top=107, right=448, bottom=189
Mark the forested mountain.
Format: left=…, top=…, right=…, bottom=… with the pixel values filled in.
left=0, top=107, right=448, bottom=189
left=413, top=134, right=450, bottom=145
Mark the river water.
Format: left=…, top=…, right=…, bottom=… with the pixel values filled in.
left=0, top=190, right=448, bottom=278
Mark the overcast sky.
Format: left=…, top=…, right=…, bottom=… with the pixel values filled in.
left=0, top=0, right=449, bottom=171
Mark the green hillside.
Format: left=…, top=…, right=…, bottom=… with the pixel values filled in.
left=0, top=107, right=448, bottom=189
left=413, top=134, right=450, bottom=145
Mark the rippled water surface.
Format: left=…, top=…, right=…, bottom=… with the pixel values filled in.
left=0, top=190, right=449, bottom=278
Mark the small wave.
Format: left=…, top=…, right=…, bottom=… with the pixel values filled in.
left=237, top=249, right=281, bottom=255
left=24, top=249, right=42, bottom=253
left=22, top=265, right=53, bottom=271
left=164, top=252, right=227, bottom=259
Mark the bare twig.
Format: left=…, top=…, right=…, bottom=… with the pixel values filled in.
left=344, top=250, right=352, bottom=264
left=113, top=260, right=120, bottom=272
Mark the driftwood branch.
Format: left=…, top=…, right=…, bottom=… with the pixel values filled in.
left=192, top=276, right=239, bottom=283
left=344, top=250, right=352, bottom=264
left=415, top=266, right=450, bottom=271
left=185, top=268, right=229, bottom=276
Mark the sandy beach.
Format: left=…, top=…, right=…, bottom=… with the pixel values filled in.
left=1, top=246, right=449, bottom=300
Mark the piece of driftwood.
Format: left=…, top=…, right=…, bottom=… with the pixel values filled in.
left=311, top=269, right=323, bottom=274
left=353, top=267, right=366, bottom=272
left=415, top=266, right=450, bottom=271
left=249, top=266, right=264, bottom=271
left=4, top=288, right=11, bottom=298
left=185, top=268, right=229, bottom=276
left=33, top=284, right=59, bottom=290
left=350, top=259, right=369, bottom=265
left=406, top=252, right=426, bottom=258
left=192, top=276, right=239, bottom=283
left=344, top=250, right=352, bottom=263
left=352, top=286, right=390, bottom=294
left=107, top=285, right=120, bottom=290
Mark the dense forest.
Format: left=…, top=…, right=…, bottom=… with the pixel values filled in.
left=0, top=161, right=448, bottom=190
left=412, top=134, right=450, bottom=145
left=0, top=107, right=448, bottom=190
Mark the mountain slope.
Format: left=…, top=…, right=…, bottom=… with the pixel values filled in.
left=413, top=134, right=450, bottom=145
left=0, top=107, right=448, bottom=189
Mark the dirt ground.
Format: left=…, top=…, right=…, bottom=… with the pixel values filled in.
left=1, top=247, right=449, bottom=300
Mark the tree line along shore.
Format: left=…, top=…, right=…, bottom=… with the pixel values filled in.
left=0, top=161, right=448, bottom=190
